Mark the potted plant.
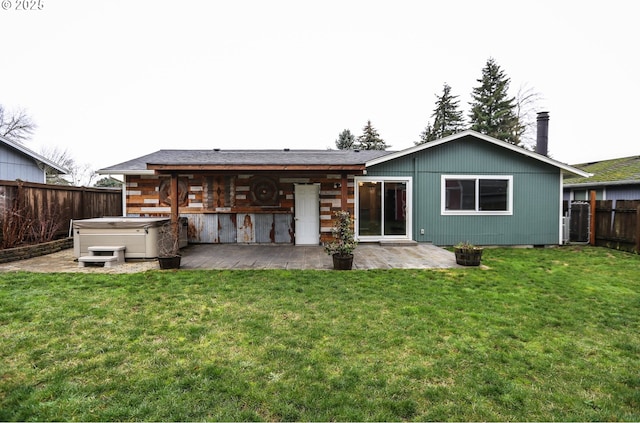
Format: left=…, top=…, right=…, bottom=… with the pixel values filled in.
left=158, top=220, right=182, bottom=269
left=454, top=241, right=483, bottom=266
left=324, top=210, right=357, bottom=270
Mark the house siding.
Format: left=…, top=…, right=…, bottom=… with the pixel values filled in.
left=0, top=144, right=44, bottom=183
left=564, top=184, right=640, bottom=205
left=124, top=172, right=355, bottom=244
left=366, top=136, right=562, bottom=245
left=606, top=185, right=640, bottom=203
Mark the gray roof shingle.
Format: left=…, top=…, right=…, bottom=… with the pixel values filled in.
left=99, top=149, right=393, bottom=173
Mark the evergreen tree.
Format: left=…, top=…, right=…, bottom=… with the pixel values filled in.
left=417, top=122, right=436, bottom=145
left=416, top=83, right=465, bottom=145
left=94, top=177, right=123, bottom=187
left=357, top=120, right=389, bottom=150
left=468, top=58, right=523, bottom=145
left=335, top=129, right=356, bottom=150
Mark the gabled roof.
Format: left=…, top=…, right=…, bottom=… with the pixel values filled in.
left=564, top=155, right=640, bottom=187
left=365, top=130, right=592, bottom=178
left=0, top=135, right=67, bottom=174
left=99, top=149, right=392, bottom=174
left=99, top=130, right=592, bottom=178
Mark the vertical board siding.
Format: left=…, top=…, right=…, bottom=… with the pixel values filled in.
left=605, top=186, right=640, bottom=205
left=366, top=136, right=562, bottom=245
left=0, top=145, right=45, bottom=183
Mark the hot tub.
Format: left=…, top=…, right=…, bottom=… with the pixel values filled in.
left=73, top=217, right=184, bottom=259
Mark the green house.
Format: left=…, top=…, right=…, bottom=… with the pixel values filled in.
left=99, top=129, right=590, bottom=248
left=357, top=130, right=590, bottom=246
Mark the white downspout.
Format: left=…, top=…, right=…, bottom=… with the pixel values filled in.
left=121, top=175, right=127, bottom=217
left=559, top=171, right=564, bottom=245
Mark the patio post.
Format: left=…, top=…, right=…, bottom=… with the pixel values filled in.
left=170, top=172, right=179, bottom=239
left=341, top=172, right=348, bottom=210
left=589, top=190, right=596, bottom=246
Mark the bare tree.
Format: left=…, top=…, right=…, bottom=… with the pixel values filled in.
left=39, top=145, right=96, bottom=186
left=515, top=83, right=544, bottom=150
left=0, top=105, right=37, bottom=143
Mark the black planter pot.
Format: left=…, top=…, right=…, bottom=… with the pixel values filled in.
left=332, top=254, right=354, bottom=270
left=158, top=255, right=181, bottom=270
left=454, top=248, right=483, bottom=266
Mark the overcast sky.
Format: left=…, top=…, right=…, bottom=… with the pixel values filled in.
left=1, top=0, right=638, bottom=179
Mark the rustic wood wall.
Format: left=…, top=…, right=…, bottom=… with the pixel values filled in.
left=125, top=172, right=356, bottom=243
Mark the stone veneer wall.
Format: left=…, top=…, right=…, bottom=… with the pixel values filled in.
left=0, top=237, right=74, bottom=264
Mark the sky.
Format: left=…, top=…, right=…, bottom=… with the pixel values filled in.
left=1, top=0, right=638, bottom=183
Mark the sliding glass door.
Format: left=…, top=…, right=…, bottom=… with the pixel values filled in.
left=355, top=177, right=411, bottom=240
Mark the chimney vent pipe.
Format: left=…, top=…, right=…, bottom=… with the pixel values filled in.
left=535, top=111, right=550, bottom=156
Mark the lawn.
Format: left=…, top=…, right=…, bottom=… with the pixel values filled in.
left=1, top=246, right=639, bottom=421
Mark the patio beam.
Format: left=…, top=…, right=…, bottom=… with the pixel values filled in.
left=148, top=164, right=366, bottom=172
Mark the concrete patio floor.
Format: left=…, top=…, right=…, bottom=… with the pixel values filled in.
left=0, top=243, right=461, bottom=273
left=180, top=243, right=460, bottom=270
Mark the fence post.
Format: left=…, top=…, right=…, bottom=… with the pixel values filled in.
left=636, top=205, right=640, bottom=253
left=590, top=190, right=596, bottom=246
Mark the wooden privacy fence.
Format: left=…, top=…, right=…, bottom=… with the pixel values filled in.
left=594, top=199, right=640, bottom=253
left=0, top=180, right=122, bottom=247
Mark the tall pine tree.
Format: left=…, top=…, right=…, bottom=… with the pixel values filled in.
left=416, top=83, right=465, bottom=145
left=468, top=58, right=523, bottom=145
left=357, top=120, right=389, bottom=150
left=418, top=122, right=435, bottom=145
left=335, top=129, right=356, bottom=150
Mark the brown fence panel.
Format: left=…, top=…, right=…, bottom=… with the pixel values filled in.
left=0, top=180, right=122, bottom=244
left=594, top=199, right=639, bottom=253
left=594, top=200, right=613, bottom=240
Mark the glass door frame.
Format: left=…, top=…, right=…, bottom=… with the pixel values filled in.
left=354, top=176, right=412, bottom=242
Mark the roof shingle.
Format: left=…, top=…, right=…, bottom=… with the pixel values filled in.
left=99, top=149, right=392, bottom=173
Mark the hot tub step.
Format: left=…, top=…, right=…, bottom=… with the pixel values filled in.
left=78, top=255, right=120, bottom=268
left=88, top=245, right=126, bottom=262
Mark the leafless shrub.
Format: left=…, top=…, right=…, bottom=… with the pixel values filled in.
left=29, top=203, right=61, bottom=243
left=1, top=190, right=34, bottom=249
left=0, top=183, right=62, bottom=249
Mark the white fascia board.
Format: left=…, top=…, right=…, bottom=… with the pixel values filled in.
left=97, top=169, right=156, bottom=175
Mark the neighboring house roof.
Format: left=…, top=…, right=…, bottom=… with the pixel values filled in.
left=99, top=149, right=392, bottom=174
left=563, top=155, right=640, bottom=187
left=365, top=130, right=592, bottom=178
left=0, top=134, right=68, bottom=175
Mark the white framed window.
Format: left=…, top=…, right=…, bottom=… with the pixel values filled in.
left=354, top=176, right=412, bottom=240
left=441, top=175, right=513, bottom=215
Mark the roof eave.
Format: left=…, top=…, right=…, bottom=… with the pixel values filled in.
left=97, top=169, right=156, bottom=175
left=365, top=130, right=592, bottom=178
left=146, top=163, right=366, bottom=172
left=0, top=134, right=68, bottom=174
left=564, top=179, right=640, bottom=188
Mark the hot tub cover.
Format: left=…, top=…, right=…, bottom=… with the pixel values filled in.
left=72, top=217, right=170, bottom=229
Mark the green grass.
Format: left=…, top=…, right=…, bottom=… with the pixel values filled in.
left=1, top=246, right=639, bottom=421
